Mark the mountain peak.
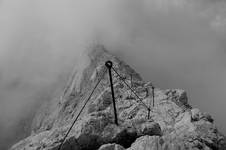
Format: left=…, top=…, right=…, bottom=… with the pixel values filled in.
left=11, top=46, right=226, bottom=150
left=88, top=45, right=108, bottom=58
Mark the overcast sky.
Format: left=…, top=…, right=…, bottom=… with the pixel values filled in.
left=0, top=0, right=226, bottom=148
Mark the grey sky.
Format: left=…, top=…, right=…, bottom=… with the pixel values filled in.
left=0, top=0, right=226, bottom=149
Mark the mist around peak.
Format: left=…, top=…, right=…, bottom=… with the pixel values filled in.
left=1, top=0, right=226, bottom=149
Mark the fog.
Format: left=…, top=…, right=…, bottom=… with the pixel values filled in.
left=0, top=0, right=226, bottom=149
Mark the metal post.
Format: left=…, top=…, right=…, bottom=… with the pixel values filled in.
left=147, top=108, right=150, bottom=119
left=147, top=87, right=151, bottom=119
left=105, top=61, right=118, bottom=125
left=130, top=74, right=133, bottom=98
left=152, top=86, right=155, bottom=107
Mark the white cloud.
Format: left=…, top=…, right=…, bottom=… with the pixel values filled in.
left=1, top=0, right=226, bottom=148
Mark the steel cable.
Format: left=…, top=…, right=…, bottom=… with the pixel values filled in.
left=111, top=66, right=150, bottom=112
left=58, top=68, right=107, bottom=150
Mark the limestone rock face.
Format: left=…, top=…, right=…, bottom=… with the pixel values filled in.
left=11, top=46, right=226, bottom=150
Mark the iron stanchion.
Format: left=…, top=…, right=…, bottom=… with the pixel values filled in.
left=105, top=60, right=118, bottom=125
left=152, top=86, right=155, bottom=107
left=148, top=84, right=155, bottom=119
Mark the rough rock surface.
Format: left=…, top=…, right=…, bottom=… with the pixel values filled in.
left=98, top=143, right=125, bottom=150
left=11, top=45, right=226, bottom=150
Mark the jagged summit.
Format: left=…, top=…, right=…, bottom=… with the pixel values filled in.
left=11, top=46, right=226, bottom=150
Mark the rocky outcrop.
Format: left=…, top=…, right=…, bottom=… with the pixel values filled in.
left=11, top=45, right=226, bottom=150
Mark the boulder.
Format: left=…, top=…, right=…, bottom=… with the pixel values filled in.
left=98, top=143, right=125, bottom=150
left=127, top=136, right=160, bottom=150
left=139, top=121, right=162, bottom=136
left=191, top=108, right=214, bottom=123
left=191, top=108, right=201, bottom=121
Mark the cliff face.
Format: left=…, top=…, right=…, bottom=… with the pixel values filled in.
left=11, top=46, right=226, bottom=150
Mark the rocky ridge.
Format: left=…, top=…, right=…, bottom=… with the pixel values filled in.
left=11, top=45, right=226, bottom=150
